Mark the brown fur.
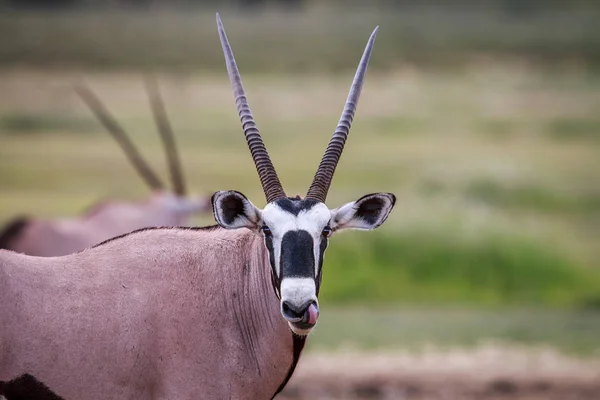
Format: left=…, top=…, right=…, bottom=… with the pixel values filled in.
left=4, top=191, right=210, bottom=257
left=0, top=226, right=298, bottom=399
left=3, top=79, right=210, bottom=258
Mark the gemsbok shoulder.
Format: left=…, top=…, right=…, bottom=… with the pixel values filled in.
left=0, top=78, right=211, bottom=257
left=0, top=14, right=396, bottom=400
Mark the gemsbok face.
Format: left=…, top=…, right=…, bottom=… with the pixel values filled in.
left=212, top=15, right=395, bottom=335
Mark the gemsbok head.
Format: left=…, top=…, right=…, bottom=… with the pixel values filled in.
left=0, top=15, right=395, bottom=400
left=212, top=15, right=395, bottom=335
left=0, top=78, right=211, bottom=257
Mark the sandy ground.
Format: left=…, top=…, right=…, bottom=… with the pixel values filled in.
left=278, top=345, right=600, bottom=400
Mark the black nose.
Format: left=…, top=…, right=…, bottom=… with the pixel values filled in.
left=281, top=300, right=314, bottom=322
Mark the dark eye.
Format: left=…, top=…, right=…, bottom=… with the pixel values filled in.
left=261, top=225, right=272, bottom=236
left=322, top=226, right=332, bottom=237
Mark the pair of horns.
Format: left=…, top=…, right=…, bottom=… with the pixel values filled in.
left=75, top=77, right=187, bottom=196
left=217, top=13, right=377, bottom=203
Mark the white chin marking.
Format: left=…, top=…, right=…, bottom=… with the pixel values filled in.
left=288, top=322, right=313, bottom=336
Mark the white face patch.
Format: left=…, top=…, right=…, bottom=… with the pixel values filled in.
left=280, top=277, right=319, bottom=335
left=279, top=277, right=317, bottom=309
left=261, top=202, right=332, bottom=278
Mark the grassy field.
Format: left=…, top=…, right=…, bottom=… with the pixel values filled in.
left=1, top=65, right=599, bottom=309
left=1, top=10, right=599, bottom=398
left=306, top=307, right=600, bottom=355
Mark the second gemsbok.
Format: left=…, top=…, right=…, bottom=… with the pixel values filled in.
left=0, top=78, right=211, bottom=256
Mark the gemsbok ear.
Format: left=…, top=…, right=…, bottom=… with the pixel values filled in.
left=331, top=193, right=396, bottom=231
left=212, top=190, right=262, bottom=230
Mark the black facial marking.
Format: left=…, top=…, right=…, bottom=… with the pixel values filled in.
left=355, top=195, right=386, bottom=225
left=264, top=233, right=280, bottom=296
left=274, top=197, right=320, bottom=216
left=316, top=236, right=328, bottom=294
left=0, top=374, right=64, bottom=400
left=280, top=230, right=315, bottom=278
left=0, top=216, right=30, bottom=250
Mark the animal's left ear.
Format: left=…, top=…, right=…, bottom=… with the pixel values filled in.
left=330, top=193, right=396, bottom=231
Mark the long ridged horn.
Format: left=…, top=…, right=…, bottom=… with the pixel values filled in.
left=75, top=83, right=165, bottom=191
left=305, top=27, right=378, bottom=202
left=145, top=76, right=187, bottom=196
left=216, top=13, right=286, bottom=203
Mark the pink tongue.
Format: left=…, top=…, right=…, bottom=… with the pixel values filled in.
left=305, top=304, right=319, bottom=325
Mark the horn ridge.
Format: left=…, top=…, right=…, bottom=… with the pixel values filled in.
left=216, top=13, right=286, bottom=203
left=306, top=27, right=378, bottom=202
left=75, top=83, right=165, bottom=192
left=144, top=76, right=187, bottom=196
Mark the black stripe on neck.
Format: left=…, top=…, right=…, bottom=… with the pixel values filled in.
left=271, top=333, right=306, bottom=399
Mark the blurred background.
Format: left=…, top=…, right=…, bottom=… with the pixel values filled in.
left=0, top=0, right=599, bottom=399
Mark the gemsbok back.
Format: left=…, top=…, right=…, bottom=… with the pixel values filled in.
left=0, top=14, right=396, bottom=400
left=0, top=78, right=211, bottom=257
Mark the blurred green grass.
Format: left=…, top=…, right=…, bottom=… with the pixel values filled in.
left=322, top=229, right=600, bottom=307
left=307, top=307, right=600, bottom=355
left=0, top=112, right=95, bottom=134
left=0, top=6, right=599, bottom=71
left=1, top=58, right=600, bottom=309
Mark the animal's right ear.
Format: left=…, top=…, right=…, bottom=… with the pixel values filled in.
left=212, top=191, right=262, bottom=230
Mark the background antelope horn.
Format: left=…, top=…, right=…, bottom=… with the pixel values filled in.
left=75, top=83, right=165, bottom=192
left=145, top=76, right=187, bottom=196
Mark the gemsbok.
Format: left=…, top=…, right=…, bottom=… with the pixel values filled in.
left=0, top=14, right=396, bottom=400
left=0, top=78, right=211, bottom=257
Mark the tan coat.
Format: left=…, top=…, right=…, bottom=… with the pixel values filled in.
left=0, top=226, right=299, bottom=399
left=1, top=191, right=210, bottom=257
